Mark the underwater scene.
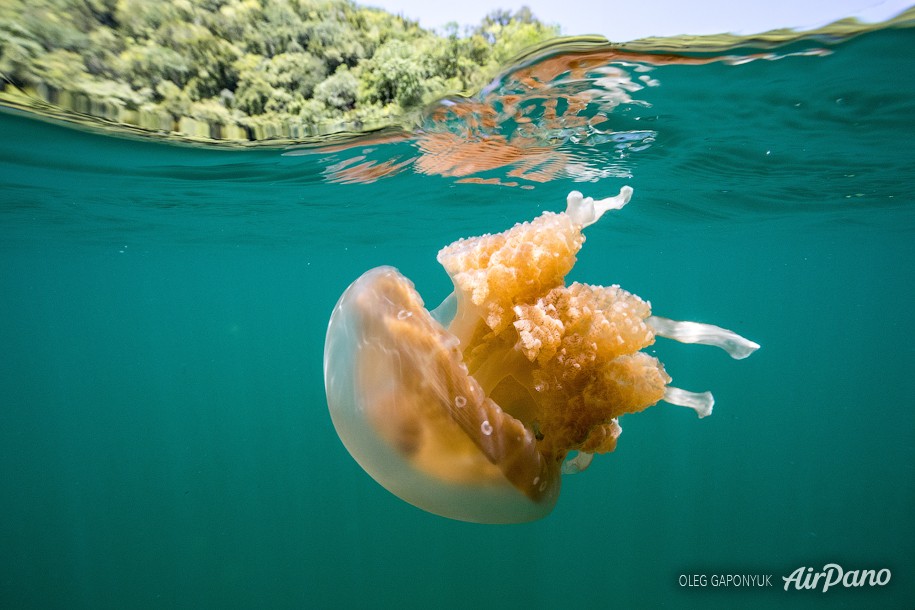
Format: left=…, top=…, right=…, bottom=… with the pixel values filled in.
left=2, top=11, right=915, bottom=610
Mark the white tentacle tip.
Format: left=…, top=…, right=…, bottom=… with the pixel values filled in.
left=561, top=451, right=594, bottom=475
left=648, top=316, right=760, bottom=360
left=566, top=186, right=633, bottom=227
left=664, top=387, right=714, bottom=418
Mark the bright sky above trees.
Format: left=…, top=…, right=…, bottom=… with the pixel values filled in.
left=364, top=0, right=912, bottom=41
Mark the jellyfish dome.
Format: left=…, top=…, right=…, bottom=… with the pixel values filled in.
left=324, top=187, right=759, bottom=523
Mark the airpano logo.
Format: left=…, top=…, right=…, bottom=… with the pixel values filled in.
left=782, top=564, right=891, bottom=592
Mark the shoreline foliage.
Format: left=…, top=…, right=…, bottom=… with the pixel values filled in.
left=0, top=0, right=559, bottom=139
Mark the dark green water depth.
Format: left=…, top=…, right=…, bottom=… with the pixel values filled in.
left=1, top=26, right=914, bottom=609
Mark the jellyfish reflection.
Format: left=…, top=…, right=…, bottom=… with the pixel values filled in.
left=324, top=187, right=759, bottom=523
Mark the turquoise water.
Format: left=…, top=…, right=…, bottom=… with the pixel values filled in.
left=2, top=26, right=914, bottom=609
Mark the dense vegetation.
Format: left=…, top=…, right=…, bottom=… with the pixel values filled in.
left=0, top=0, right=559, bottom=138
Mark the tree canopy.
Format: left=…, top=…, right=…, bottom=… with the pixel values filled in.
left=0, top=0, right=560, bottom=140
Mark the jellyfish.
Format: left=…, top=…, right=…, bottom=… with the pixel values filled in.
left=324, top=187, right=759, bottom=523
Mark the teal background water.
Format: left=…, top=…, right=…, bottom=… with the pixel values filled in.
left=2, top=27, right=914, bottom=608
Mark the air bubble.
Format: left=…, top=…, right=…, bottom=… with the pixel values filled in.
left=481, top=421, right=493, bottom=435
left=454, top=395, right=466, bottom=408
left=396, top=310, right=412, bottom=320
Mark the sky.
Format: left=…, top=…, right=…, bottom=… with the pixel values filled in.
left=362, top=0, right=912, bottom=41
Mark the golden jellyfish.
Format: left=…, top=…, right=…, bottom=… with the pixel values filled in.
left=324, top=187, right=759, bottom=523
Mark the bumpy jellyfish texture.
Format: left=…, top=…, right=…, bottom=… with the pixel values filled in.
left=324, top=187, right=759, bottom=523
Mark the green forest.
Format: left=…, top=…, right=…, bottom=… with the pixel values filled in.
left=0, top=0, right=560, bottom=140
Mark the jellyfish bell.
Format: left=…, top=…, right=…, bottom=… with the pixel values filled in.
left=324, top=186, right=759, bottom=524
left=325, top=267, right=560, bottom=523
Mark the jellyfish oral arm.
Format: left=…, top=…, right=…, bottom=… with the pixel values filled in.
left=565, top=186, right=633, bottom=227
left=663, top=387, right=715, bottom=418
left=561, top=451, right=595, bottom=474
left=647, top=315, right=760, bottom=360
left=648, top=316, right=758, bottom=418
left=430, top=291, right=456, bottom=326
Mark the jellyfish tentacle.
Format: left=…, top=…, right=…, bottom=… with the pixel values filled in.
left=561, top=451, right=594, bottom=474
left=430, top=291, right=457, bottom=326
left=647, top=315, right=760, bottom=359
left=663, top=386, right=714, bottom=418
left=565, top=185, right=633, bottom=227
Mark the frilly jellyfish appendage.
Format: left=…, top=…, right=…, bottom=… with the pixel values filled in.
left=324, top=186, right=759, bottom=523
